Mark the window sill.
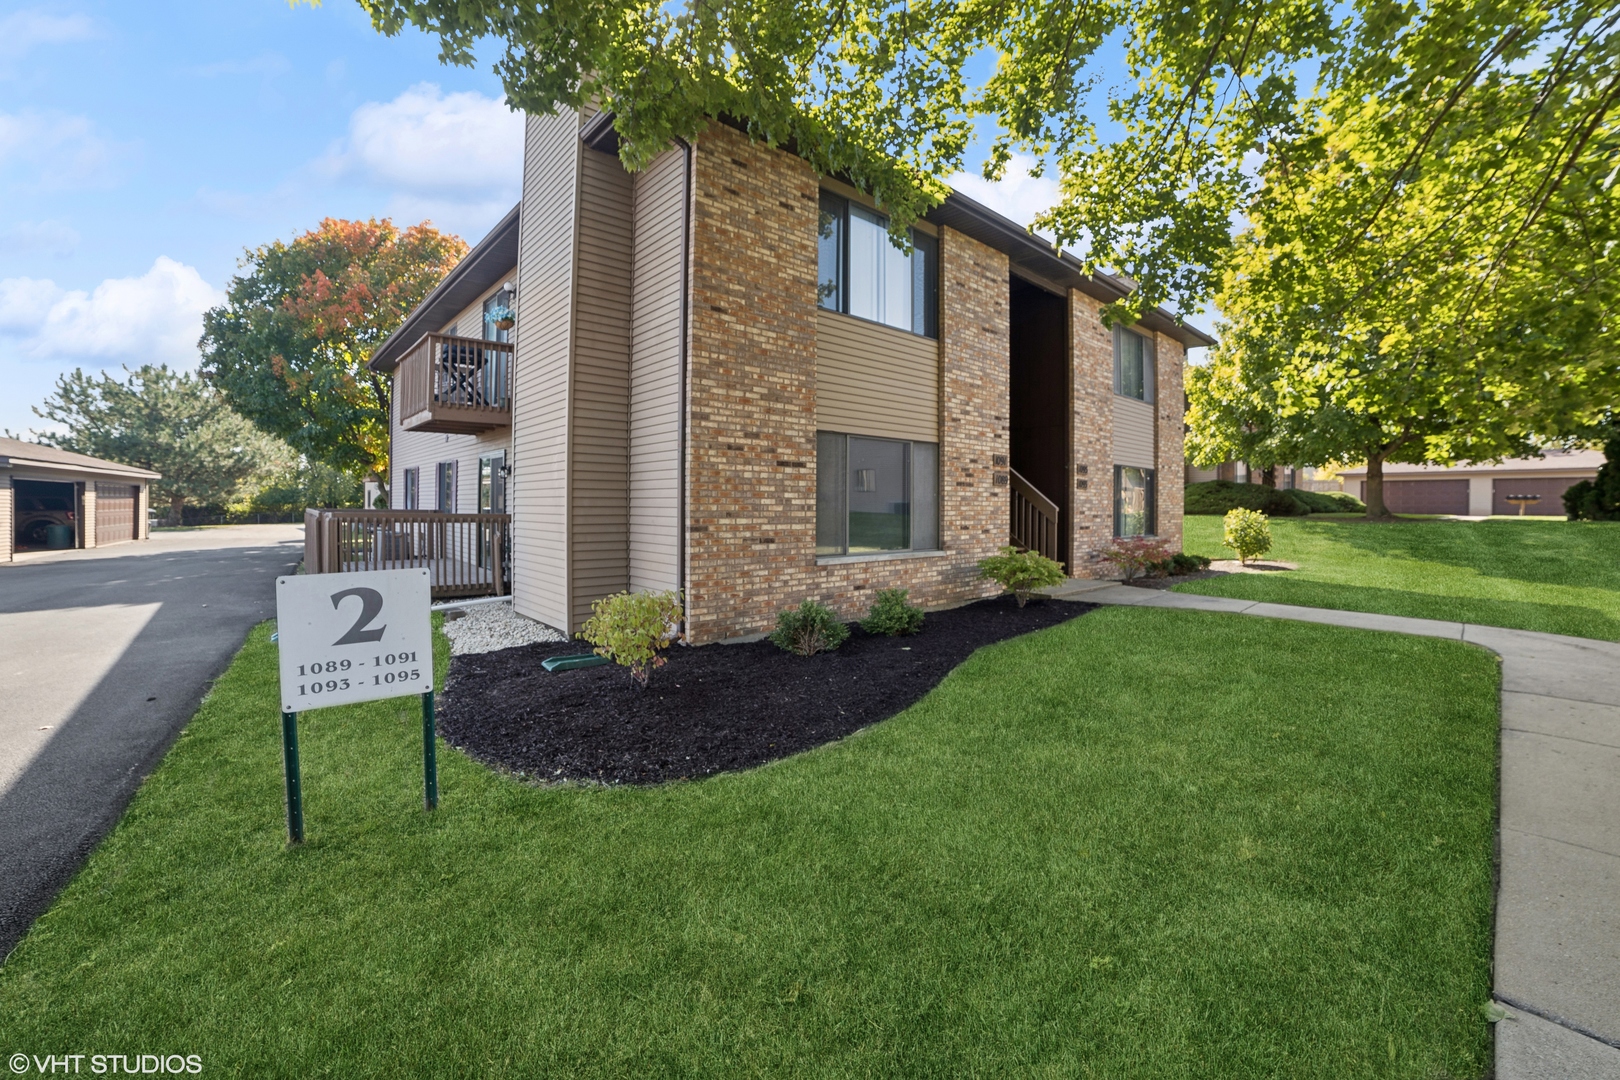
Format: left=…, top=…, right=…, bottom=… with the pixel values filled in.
left=816, top=549, right=947, bottom=566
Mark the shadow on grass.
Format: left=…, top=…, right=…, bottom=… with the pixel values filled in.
left=1174, top=575, right=1620, bottom=640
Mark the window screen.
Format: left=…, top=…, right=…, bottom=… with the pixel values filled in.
left=1115, top=466, right=1156, bottom=537
left=816, top=432, right=940, bottom=556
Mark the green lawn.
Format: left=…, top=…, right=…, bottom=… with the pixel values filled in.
left=1179, top=514, right=1620, bottom=639
left=0, top=609, right=1499, bottom=1078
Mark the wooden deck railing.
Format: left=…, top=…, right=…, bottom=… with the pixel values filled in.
left=396, top=332, right=512, bottom=434
left=1009, top=468, right=1062, bottom=566
left=304, top=509, right=510, bottom=599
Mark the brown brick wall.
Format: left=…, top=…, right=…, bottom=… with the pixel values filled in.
left=1155, top=334, right=1186, bottom=551
left=682, top=125, right=1009, bottom=643
left=1068, top=290, right=1115, bottom=576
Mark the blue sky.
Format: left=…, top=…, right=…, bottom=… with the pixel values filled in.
left=0, top=1, right=1151, bottom=438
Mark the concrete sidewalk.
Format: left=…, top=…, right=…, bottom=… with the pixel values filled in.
left=1049, top=579, right=1620, bottom=1079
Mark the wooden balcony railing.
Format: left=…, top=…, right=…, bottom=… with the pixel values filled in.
left=1009, top=468, right=1063, bottom=567
left=304, top=508, right=510, bottom=599
left=396, top=332, right=512, bottom=434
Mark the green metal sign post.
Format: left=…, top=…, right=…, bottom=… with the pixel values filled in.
left=281, top=710, right=304, bottom=845
left=421, top=690, right=438, bottom=811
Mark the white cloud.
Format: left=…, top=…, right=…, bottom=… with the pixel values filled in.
left=0, top=109, right=124, bottom=188
left=948, top=153, right=1062, bottom=233
left=0, top=219, right=80, bottom=256
left=0, top=257, right=222, bottom=367
left=190, top=52, right=291, bottom=79
left=0, top=9, right=94, bottom=67
left=324, top=83, right=524, bottom=196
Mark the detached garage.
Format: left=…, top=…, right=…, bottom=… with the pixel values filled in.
left=0, top=438, right=160, bottom=563
left=1339, top=449, right=1602, bottom=517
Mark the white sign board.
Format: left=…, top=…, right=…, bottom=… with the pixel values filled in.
left=276, top=568, right=433, bottom=714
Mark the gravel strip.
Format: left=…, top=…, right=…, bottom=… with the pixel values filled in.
left=442, top=601, right=566, bottom=655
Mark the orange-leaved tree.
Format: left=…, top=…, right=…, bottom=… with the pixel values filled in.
left=199, top=218, right=467, bottom=494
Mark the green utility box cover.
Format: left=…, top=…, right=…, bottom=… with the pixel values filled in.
left=542, top=653, right=610, bottom=673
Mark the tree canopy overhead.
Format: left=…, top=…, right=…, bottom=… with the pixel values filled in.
left=199, top=217, right=467, bottom=486
left=349, top=0, right=1618, bottom=322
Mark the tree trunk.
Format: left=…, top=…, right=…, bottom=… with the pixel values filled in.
left=1260, top=465, right=1276, bottom=488
left=169, top=495, right=185, bottom=526
left=1364, top=452, right=1393, bottom=518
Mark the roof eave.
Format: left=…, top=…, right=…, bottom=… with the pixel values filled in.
left=368, top=202, right=522, bottom=374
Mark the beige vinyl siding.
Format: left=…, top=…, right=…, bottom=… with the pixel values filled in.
left=1112, top=395, right=1156, bottom=469
left=628, top=146, right=687, bottom=594
left=509, top=110, right=581, bottom=630
left=815, top=310, right=940, bottom=442
left=568, top=146, right=636, bottom=627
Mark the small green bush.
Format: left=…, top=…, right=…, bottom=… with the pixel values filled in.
left=1223, top=508, right=1273, bottom=564
left=861, top=588, right=925, bottom=636
left=978, top=545, right=1066, bottom=606
left=1565, top=429, right=1620, bottom=520
left=1184, top=480, right=1309, bottom=517
left=1320, top=490, right=1366, bottom=513
left=770, top=599, right=851, bottom=656
left=578, top=589, right=684, bottom=687
left=1156, top=552, right=1212, bottom=575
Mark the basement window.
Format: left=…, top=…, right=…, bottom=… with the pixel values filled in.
left=817, top=432, right=940, bottom=556
left=818, top=192, right=939, bottom=338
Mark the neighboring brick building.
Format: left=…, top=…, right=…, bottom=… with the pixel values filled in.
left=371, top=112, right=1213, bottom=643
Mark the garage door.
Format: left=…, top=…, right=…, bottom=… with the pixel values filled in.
left=95, top=483, right=137, bottom=545
left=1360, top=478, right=1470, bottom=515
left=1493, top=477, right=1580, bottom=516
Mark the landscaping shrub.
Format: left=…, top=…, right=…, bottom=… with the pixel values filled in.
left=1153, top=552, right=1212, bottom=576
left=1223, top=508, right=1273, bottom=564
left=1320, top=490, right=1366, bottom=512
left=1565, top=428, right=1620, bottom=520
left=770, top=599, right=851, bottom=656
left=861, top=588, right=925, bottom=636
left=578, top=589, right=684, bottom=687
left=978, top=546, right=1067, bottom=606
left=1185, top=480, right=1309, bottom=517
left=1100, top=537, right=1176, bottom=581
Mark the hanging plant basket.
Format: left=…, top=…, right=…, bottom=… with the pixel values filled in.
left=493, top=317, right=515, bottom=330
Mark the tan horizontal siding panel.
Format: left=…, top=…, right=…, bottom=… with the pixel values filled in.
left=816, top=310, right=939, bottom=443
left=629, top=146, right=686, bottom=594
left=570, top=147, right=634, bottom=627
left=509, top=110, right=579, bottom=630
left=1112, top=396, right=1156, bottom=469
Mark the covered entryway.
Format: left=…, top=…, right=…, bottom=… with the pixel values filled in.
left=1361, top=479, right=1470, bottom=515
left=1009, top=276, right=1070, bottom=565
left=95, top=483, right=139, bottom=545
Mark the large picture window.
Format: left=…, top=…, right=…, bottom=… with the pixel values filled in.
left=1114, top=465, right=1156, bottom=537
left=1113, top=326, right=1156, bottom=402
left=817, top=432, right=940, bottom=557
left=818, top=192, right=939, bottom=338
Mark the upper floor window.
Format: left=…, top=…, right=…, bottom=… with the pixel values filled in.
left=1113, top=326, right=1155, bottom=402
left=818, top=192, right=939, bottom=338
left=482, top=286, right=515, bottom=344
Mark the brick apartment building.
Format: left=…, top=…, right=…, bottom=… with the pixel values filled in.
left=368, top=109, right=1213, bottom=644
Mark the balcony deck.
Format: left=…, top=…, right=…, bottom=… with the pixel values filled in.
left=396, top=332, right=512, bottom=435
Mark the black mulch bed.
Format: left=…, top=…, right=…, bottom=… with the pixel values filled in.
left=440, top=595, right=1096, bottom=785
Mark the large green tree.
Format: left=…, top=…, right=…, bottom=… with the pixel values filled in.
left=1188, top=55, right=1620, bottom=516
left=345, top=0, right=1617, bottom=325
left=33, top=365, right=278, bottom=523
left=199, top=218, right=467, bottom=488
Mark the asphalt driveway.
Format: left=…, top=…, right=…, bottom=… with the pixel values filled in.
left=0, top=524, right=303, bottom=959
